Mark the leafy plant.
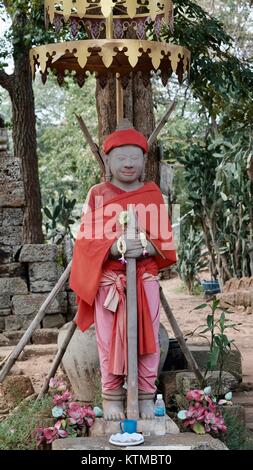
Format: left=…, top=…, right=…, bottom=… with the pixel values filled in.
left=189, top=299, right=242, bottom=396
left=221, top=408, right=253, bottom=450
left=176, top=225, right=208, bottom=293
left=36, top=378, right=96, bottom=447
left=43, top=193, right=78, bottom=244
left=0, top=395, right=53, bottom=450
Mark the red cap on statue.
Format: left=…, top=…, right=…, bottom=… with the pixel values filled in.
left=103, top=128, right=148, bottom=155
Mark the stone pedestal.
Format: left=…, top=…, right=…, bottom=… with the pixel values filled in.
left=89, top=415, right=179, bottom=437
left=52, top=434, right=228, bottom=450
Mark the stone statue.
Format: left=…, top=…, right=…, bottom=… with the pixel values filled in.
left=69, top=121, right=177, bottom=420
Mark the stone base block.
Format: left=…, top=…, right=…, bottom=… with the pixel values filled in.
left=52, top=434, right=228, bottom=450
left=89, top=415, right=179, bottom=437
left=176, top=370, right=239, bottom=396
left=189, top=345, right=242, bottom=382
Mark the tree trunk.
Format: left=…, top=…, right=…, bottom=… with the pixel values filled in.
left=96, top=74, right=117, bottom=147
left=11, top=17, right=44, bottom=244
left=96, top=73, right=160, bottom=184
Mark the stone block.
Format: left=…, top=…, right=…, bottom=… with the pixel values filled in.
left=52, top=434, right=228, bottom=451
left=4, top=330, right=28, bottom=345
left=4, top=313, right=35, bottom=330
left=1, top=208, right=23, bottom=226
left=68, top=292, right=77, bottom=306
left=0, top=183, right=25, bottom=208
left=12, top=292, right=67, bottom=316
left=0, top=277, right=28, bottom=295
left=159, top=370, right=188, bottom=406
left=0, top=245, right=15, bottom=264
left=1, top=375, right=34, bottom=407
left=0, top=317, right=5, bottom=330
left=176, top=371, right=239, bottom=396
left=0, top=309, right=11, bottom=316
left=0, top=263, right=26, bottom=278
left=42, top=314, right=65, bottom=328
left=0, top=225, right=22, bottom=246
left=0, top=158, right=25, bottom=207
left=29, top=262, right=64, bottom=292
left=19, top=244, right=57, bottom=262
left=0, top=157, right=22, bottom=183
left=0, top=333, right=10, bottom=346
left=89, top=415, right=179, bottom=438
left=0, top=293, right=11, bottom=309
left=189, top=345, right=242, bottom=382
left=32, top=328, right=58, bottom=344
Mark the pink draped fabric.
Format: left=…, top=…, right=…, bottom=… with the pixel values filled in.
left=94, top=271, right=160, bottom=393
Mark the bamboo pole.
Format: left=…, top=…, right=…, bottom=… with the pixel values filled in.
left=160, top=286, right=205, bottom=386
left=37, top=319, right=77, bottom=400
left=0, top=262, right=72, bottom=383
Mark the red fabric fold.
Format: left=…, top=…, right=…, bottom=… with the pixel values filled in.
left=69, top=182, right=177, bottom=350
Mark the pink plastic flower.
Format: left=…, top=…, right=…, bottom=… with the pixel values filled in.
left=49, top=378, right=59, bottom=389
left=83, top=406, right=96, bottom=427
left=178, top=388, right=227, bottom=435
left=53, top=391, right=72, bottom=406
left=55, top=420, right=69, bottom=438
left=43, top=426, right=59, bottom=444
left=67, top=402, right=85, bottom=425
left=186, top=389, right=204, bottom=402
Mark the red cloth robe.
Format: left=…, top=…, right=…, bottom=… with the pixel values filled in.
left=69, top=181, right=177, bottom=363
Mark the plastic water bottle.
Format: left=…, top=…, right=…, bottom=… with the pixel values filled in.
left=154, top=394, right=166, bottom=435
left=154, top=394, right=166, bottom=416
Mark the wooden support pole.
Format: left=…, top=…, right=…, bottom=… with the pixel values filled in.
left=160, top=286, right=205, bottom=386
left=75, top=114, right=105, bottom=175
left=37, top=319, right=77, bottom=400
left=148, top=99, right=177, bottom=147
left=126, top=206, right=139, bottom=419
left=0, top=262, right=72, bottom=383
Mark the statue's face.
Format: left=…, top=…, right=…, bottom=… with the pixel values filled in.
left=107, top=145, right=144, bottom=183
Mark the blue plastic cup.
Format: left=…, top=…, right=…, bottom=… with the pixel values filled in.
left=120, top=419, right=137, bottom=434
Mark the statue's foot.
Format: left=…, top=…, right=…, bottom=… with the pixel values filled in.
left=139, top=391, right=155, bottom=420
left=102, top=387, right=126, bottom=421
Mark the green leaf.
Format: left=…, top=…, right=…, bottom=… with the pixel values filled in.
left=220, top=191, right=228, bottom=201
left=193, top=303, right=208, bottom=310
left=207, top=314, right=213, bottom=329
left=44, top=207, right=53, bottom=219
left=219, top=311, right=225, bottom=330
left=208, top=346, right=220, bottom=369
left=192, top=422, right=206, bottom=434
left=53, top=205, right=61, bottom=219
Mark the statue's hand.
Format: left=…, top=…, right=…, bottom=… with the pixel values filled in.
left=110, top=238, right=158, bottom=259
left=125, top=238, right=143, bottom=258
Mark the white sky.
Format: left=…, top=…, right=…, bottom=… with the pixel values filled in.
left=0, top=14, right=14, bottom=73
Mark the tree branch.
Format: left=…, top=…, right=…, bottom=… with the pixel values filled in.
left=0, top=69, right=13, bottom=94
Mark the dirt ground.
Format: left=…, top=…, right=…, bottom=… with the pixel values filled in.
left=1, top=272, right=252, bottom=393
left=160, top=273, right=253, bottom=385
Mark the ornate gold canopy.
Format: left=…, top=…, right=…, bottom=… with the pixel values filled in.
left=30, top=0, right=190, bottom=91
left=44, top=0, right=174, bottom=43
left=30, top=39, right=190, bottom=88
left=45, top=0, right=173, bottom=23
